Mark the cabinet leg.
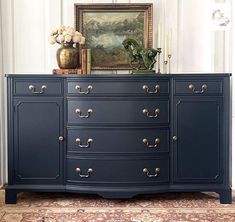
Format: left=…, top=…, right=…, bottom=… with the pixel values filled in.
left=218, top=189, right=232, bottom=204
left=5, top=189, right=17, bottom=204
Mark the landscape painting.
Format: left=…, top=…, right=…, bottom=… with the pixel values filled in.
left=75, top=4, right=153, bottom=70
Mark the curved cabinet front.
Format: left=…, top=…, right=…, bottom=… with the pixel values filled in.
left=67, top=98, right=169, bottom=125
left=5, top=74, right=232, bottom=204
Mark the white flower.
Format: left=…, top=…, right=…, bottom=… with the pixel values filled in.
left=50, top=29, right=58, bottom=36
left=48, top=36, right=56, bottom=44
left=49, top=25, right=85, bottom=46
left=62, top=30, right=68, bottom=36
left=64, top=34, right=72, bottom=43
left=68, top=27, right=75, bottom=36
left=75, top=31, right=82, bottom=37
left=80, top=36, right=85, bottom=45
left=56, top=34, right=65, bottom=43
left=72, top=35, right=81, bottom=43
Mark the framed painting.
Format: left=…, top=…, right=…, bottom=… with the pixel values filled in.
left=75, top=4, right=153, bottom=70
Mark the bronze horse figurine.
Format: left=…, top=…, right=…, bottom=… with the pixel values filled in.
left=122, top=38, right=157, bottom=71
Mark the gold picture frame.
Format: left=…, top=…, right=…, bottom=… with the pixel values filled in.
left=75, top=3, right=153, bottom=70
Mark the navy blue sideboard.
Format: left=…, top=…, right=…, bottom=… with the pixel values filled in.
left=5, top=73, right=232, bottom=204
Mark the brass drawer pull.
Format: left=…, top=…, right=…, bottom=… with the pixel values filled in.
left=75, top=109, right=93, bottom=118
left=143, top=108, right=160, bottom=118
left=188, top=84, right=208, bottom=94
left=75, top=168, right=93, bottom=178
left=142, top=138, right=160, bottom=148
left=142, top=84, right=160, bottom=94
left=28, top=85, right=47, bottom=94
left=75, top=85, right=93, bottom=94
left=75, top=138, right=93, bottom=148
left=143, top=168, right=160, bottom=178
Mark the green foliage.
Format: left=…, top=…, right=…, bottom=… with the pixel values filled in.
left=83, top=12, right=145, bottom=67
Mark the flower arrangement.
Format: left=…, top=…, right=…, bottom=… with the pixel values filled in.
left=49, top=25, right=85, bottom=46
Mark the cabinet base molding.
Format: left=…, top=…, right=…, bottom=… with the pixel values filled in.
left=5, top=185, right=232, bottom=204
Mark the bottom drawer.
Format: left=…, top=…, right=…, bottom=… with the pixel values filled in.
left=67, top=157, right=169, bottom=184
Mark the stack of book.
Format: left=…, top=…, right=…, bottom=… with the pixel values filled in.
left=53, top=48, right=92, bottom=75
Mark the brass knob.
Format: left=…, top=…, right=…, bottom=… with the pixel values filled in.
left=172, top=136, right=178, bottom=141
left=58, top=136, right=64, bottom=141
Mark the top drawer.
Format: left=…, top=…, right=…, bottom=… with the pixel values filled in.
left=174, top=79, right=223, bottom=95
left=67, top=80, right=169, bottom=96
left=13, top=79, right=63, bottom=96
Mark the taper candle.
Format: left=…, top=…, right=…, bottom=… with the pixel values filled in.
left=157, top=22, right=161, bottom=48
left=168, top=29, right=172, bottom=55
left=164, top=35, right=168, bottom=61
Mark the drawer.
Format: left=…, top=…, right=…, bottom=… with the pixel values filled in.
left=67, top=80, right=169, bottom=95
left=67, top=157, right=169, bottom=184
left=67, top=99, right=169, bottom=125
left=174, top=79, right=223, bottom=95
left=67, top=127, right=169, bottom=154
left=13, top=79, right=62, bottom=96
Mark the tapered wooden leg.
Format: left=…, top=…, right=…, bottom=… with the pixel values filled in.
left=218, top=189, right=232, bottom=204
left=5, top=189, right=17, bottom=204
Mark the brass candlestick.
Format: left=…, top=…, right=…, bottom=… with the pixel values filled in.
left=156, top=48, right=162, bottom=74
left=164, top=60, right=168, bottom=74
left=168, top=54, right=172, bottom=74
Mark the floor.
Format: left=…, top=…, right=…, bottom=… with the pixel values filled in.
left=0, top=190, right=235, bottom=222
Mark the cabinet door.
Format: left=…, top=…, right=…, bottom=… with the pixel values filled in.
left=173, top=97, right=223, bottom=183
left=13, top=98, right=63, bottom=184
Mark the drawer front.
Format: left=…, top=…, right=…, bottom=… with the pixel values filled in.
left=14, top=79, right=62, bottom=96
left=67, top=80, right=169, bottom=95
left=67, top=128, right=169, bottom=154
left=174, top=79, right=223, bottom=95
left=67, top=157, right=169, bottom=184
left=67, top=99, right=169, bottom=124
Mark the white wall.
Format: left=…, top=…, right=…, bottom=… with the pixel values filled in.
left=0, top=0, right=234, bottom=187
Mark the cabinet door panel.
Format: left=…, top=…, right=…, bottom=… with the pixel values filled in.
left=13, top=98, right=63, bottom=184
left=173, top=97, right=222, bottom=183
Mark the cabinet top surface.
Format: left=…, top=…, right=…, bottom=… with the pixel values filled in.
left=5, top=73, right=231, bottom=78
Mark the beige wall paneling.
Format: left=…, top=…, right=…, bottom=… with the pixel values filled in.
left=0, top=0, right=4, bottom=187
left=13, top=0, right=47, bottom=73
left=178, top=0, right=213, bottom=72
left=213, top=31, right=225, bottom=72
left=231, top=0, right=235, bottom=188
left=0, top=0, right=15, bottom=187
left=45, top=0, right=63, bottom=73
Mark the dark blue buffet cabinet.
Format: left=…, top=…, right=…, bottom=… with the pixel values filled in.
left=5, top=73, right=232, bottom=204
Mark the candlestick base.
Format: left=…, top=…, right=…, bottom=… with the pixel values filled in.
left=164, top=61, right=168, bottom=74
left=168, top=54, right=172, bottom=74
left=156, top=48, right=162, bottom=74
left=132, top=70, right=156, bottom=75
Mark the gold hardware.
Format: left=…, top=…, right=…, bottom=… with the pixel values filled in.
left=28, top=85, right=47, bottom=94
left=142, top=84, right=160, bottom=94
left=58, top=136, right=64, bottom=141
left=75, top=167, right=93, bottom=178
left=75, top=138, right=93, bottom=148
left=142, top=138, right=160, bottom=148
left=143, top=168, right=160, bottom=178
left=75, top=108, right=93, bottom=118
left=172, top=136, right=178, bottom=141
left=75, top=85, right=93, bottom=94
left=188, top=84, right=208, bottom=94
left=142, top=108, right=160, bottom=118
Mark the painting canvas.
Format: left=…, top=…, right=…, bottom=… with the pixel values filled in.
left=75, top=4, right=153, bottom=70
